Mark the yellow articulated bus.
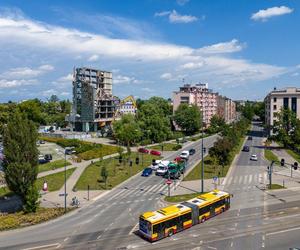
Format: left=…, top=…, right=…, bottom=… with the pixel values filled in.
left=139, top=190, right=231, bottom=242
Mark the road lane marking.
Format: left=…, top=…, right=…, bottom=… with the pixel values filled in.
left=230, top=241, right=233, bottom=247
left=249, top=174, right=253, bottom=183
left=63, top=237, right=69, bottom=242
left=22, top=243, right=60, bottom=250
left=239, top=176, right=243, bottom=184
left=266, top=226, right=300, bottom=236
left=243, top=175, right=248, bottom=185
left=129, top=223, right=139, bottom=235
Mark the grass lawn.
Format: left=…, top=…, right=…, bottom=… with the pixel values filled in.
left=164, top=192, right=205, bottom=203
left=0, top=207, right=73, bottom=231
left=36, top=168, right=76, bottom=192
left=148, top=143, right=181, bottom=151
left=78, top=145, right=121, bottom=160
left=0, top=186, right=13, bottom=198
left=75, top=152, right=161, bottom=190
left=267, top=184, right=285, bottom=190
left=184, top=136, right=245, bottom=181
left=264, top=149, right=279, bottom=163
left=286, top=149, right=300, bottom=163
left=38, top=159, right=71, bottom=173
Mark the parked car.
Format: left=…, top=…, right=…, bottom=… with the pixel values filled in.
left=250, top=154, right=258, bottom=161
left=150, top=150, right=161, bottom=156
left=38, top=155, right=49, bottom=164
left=141, top=168, right=153, bottom=177
left=156, top=165, right=168, bottom=176
left=44, top=154, right=52, bottom=161
left=248, top=136, right=253, bottom=140
left=180, top=150, right=189, bottom=160
left=39, top=140, right=45, bottom=144
left=138, top=148, right=149, bottom=154
left=242, top=146, right=250, bottom=152
left=189, top=148, right=196, bottom=155
left=65, top=148, right=76, bottom=155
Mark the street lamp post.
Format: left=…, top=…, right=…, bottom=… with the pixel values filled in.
left=64, top=149, right=67, bottom=213
left=201, top=111, right=204, bottom=193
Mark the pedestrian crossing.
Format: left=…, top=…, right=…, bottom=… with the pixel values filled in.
left=107, top=183, right=168, bottom=201
left=222, top=172, right=268, bottom=186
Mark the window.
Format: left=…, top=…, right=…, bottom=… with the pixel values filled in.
left=199, top=205, right=210, bottom=215
left=273, top=105, right=277, bottom=110
left=273, top=97, right=277, bottom=102
left=283, top=97, right=289, bottom=109
left=292, top=97, right=297, bottom=113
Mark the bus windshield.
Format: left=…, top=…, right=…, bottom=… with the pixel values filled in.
left=139, top=218, right=151, bottom=235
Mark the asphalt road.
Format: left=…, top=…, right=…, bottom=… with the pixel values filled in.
left=2, top=124, right=300, bottom=249
left=0, top=134, right=218, bottom=250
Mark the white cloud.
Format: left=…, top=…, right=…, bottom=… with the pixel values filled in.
left=88, top=54, right=99, bottom=62
left=57, top=73, right=73, bottom=82
left=292, top=72, right=299, bottom=77
left=197, top=39, right=245, bottom=54
left=0, top=64, right=54, bottom=79
left=0, top=79, right=37, bottom=88
left=169, top=10, right=198, bottom=23
left=154, top=11, right=171, bottom=17
left=251, top=6, right=293, bottom=21
left=155, top=10, right=198, bottom=24
left=180, top=61, right=205, bottom=69
left=177, top=0, right=190, bottom=6
left=141, top=87, right=154, bottom=92
left=160, top=72, right=173, bottom=80
left=114, top=74, right=136, bottom=84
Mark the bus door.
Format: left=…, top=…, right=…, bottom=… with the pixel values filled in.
left=225, top=196, right=230, bottom=209
left=209, top=205, right=215, bottom=218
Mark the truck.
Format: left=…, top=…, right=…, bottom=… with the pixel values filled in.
left=164, top=161, right=186, bottom=179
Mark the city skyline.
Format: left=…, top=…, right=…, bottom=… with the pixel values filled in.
left=0, top=0, right=299, bottom=102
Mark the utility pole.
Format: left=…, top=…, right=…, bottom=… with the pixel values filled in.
left=64, top=149, right=67, bottom=213
left=201, top=111, right=204, bottom=193
left=268, top=161, right=274, bottom=189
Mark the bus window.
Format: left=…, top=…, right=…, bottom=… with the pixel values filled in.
left=199, top=205, right=210, bottom=215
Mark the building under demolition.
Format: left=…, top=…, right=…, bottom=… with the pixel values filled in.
left=67, top=67, right=117, bottom=132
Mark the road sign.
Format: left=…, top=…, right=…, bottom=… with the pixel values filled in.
left=59, top=193, right=68, bottom=197
left=213, top=176, right=218, bottom=182
left=166, top=179, right=172, bottom=185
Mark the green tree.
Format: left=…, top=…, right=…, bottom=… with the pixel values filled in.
left=174, top=104, right=201, bottom=134
left=101, top=166, right=108, bottom=188
left=3, top=112, right=39, bottom=212
left=207, top=115, right=226, bottom=134
left=273, top=108, right=297, bottom=147
left=113, top=114, right=142, bottom=146
left=17, top=99, right=45, bottom=125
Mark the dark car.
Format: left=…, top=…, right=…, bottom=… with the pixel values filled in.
left=39, top=140, right=45, bottom=144
left=242, top=146, right=250, bottom=152
left=141, top=168, right=153, bottom=177
left=44, top=154, right=52, bottom=161
left=138, top=148, right=149, bottom=154
left=189, top=148, right=196, bottom=155
left=38, top=158, right=49, bottom=164
left=248, top=136, right=253, bottom=140
left=150, top=150, right=161, bottom=156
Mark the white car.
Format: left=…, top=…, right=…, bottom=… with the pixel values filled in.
left=250, top=154, right=258, bottom=161
left=156, top=165, right=168, bottom=176
left=180, top=150, right=190, bottom=160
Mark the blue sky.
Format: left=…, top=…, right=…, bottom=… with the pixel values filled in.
left=0, top=0, right=299, bottom=102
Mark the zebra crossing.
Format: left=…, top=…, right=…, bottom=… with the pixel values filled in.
left=107, top=183, right=168, bottom=201
left=222, top=172, right=268, bottom=186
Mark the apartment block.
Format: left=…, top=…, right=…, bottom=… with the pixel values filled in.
left=67, top=67, right=115, bottom=132
left=173, top=83, right=218, bottom=127
left=217, top=96, right=236, bottom=123
left=264, top=87, right=300, bottom=134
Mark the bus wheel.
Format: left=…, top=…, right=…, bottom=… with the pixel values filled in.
left=221, top=207, right=225, bottom=213
left=201, top=217, right=206, bottom=223
left=168, top=229, right=174, bottom=237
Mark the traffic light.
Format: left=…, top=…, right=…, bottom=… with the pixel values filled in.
left=294, top=162, right=298, bottom=170
left=119, top=156, right=122, bottom=163
left=129, top=160, right=133, bottom=167
left=135, top=157, right=139, bottom=165
left=280, top=158, right=285, bottom=167
left=203, top=147, right=206, bottom=153
left=152, top=159, right=156, bottom=165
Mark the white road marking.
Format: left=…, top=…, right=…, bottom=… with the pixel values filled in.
left=230, top=241, right=233, bottom=247
left=63, top=237, right=69, bottom=242
left=249, top=174, right=253, bottom=183
left=22, top=243, right=60, bottom=250
left=266, top=226, right=300, bottom=236
left=129, top=223, right=139, bottom=235
left=243, top=175, right=248, bottom=185
left=239, top=176, right=243, bottom=184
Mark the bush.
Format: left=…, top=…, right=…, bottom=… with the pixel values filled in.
left=172, top=144, right=182, bottom=150
left=140, top=139, right=151, bottom=146
left=23, top=185, right=40, bottom=213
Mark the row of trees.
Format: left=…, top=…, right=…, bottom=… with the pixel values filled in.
left=272, top=108, right=300, bottom=149
left=113, top=97, right=202, bottom=145
left=209, top=117, right=250, bottom=171
left=0, top=95, right=71, bottom=135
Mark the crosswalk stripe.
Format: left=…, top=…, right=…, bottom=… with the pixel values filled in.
left=107, top=189, right=127, bottom=201
left=144, top=185, right=158, bottom=194
left=249, top=174, right=253, bottom=183
left=239, top=176, right=243, bottom=184
left=228, top=176, right=233, bottom=185
left=243, top=175, right=248, bottom=185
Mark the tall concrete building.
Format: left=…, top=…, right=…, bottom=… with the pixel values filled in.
left=173, top=83, right=218, bottom=127
left=67, top=67, right=116, bottom=132
left=264, top=87, right=300, bottom=135
left=217, top=96, right=236, bottom=124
